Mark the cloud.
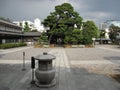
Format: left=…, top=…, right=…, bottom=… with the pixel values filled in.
left=83, top=12, right=112, bottom=19
left=0, top=0, right=120, bottom=26
left=81, top=11, right=113, bottom=24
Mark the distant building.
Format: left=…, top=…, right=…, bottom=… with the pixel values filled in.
left=99, top=23, right=107, bottom=30
left=13, top=20, right=34, bottom=31
left=13, top=18, right=45, bottom=32
left=0, top=19, right=23, bottom=44
left=98, top=20, right=120, bottom=44
left=0, top=19, right=41, bottom=45
left=100, top=20, right=120, bottom=38
left=23, top=32, right=41, bottom=45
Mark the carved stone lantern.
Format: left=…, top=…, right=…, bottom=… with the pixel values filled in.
left=34, top=52, right=56, bottom=87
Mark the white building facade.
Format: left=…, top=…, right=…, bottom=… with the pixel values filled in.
left=13, top=18, right=45, bottom=32
left=99, top=20, right=120, bottom=39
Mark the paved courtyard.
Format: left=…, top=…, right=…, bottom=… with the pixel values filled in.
left=0, top=45, right=120, bottom=90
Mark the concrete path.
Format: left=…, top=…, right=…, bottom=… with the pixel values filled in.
left=65, top=46, right=120, bottom=90
left=0, top=45, right=120, bottom=90
left=11, top=48, right=77, bottom=90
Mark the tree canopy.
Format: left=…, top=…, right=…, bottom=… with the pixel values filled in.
left=109, top=24, right=120, bottom=43
left=82, top=21, right=99, bottom=45
left=24, top=22, right=31, bottom=32
left=42, top=3, right=83, bottom=44
left=42, top=3, right=98, bottom=45
left=82, top=21, right=98, bottom=38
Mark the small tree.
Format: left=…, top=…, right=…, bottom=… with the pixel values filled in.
left=82, top=35, right=93, bottom=45
left=64, top=35, right=71, bottom=44
left=39, top=32, right=48, bottom=45
left=24, top=22, right=31, bottom=32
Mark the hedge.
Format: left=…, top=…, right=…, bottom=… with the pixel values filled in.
left=0, top=43, right=27, bottom=49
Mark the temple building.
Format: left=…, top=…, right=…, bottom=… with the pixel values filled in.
left=0, top=19, right=23, bottom=44
left=0, top=19, right=41, bottom=45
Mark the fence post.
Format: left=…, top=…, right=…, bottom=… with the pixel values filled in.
left=22, top=51, right=26, bottom=71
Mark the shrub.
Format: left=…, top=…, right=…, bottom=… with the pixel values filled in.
left=0, top=43, right=27, bottom=49
left=39, top=33, right=48, bottom=45
left=64, top=35, right=71, bottom=44
left=82, top=36, right=93, bottom=45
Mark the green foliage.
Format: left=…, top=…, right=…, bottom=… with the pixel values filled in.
left=42, top=3, right=99, bottom=45
left=64, top=35, right=71, bottom=44
left=64, top=29, right=83, bottom=45
left=24, top=22, right=31, bottom=32
left=82, top=21, right=99, bottom=38
left=42, top=3, right=83, bottom=44
left=100, top=30, right=106, bottom=38
left=0, top=43, right=27, bottom=49
left=109, top=24, right=120, bottom=43
left=71, top=29, right=83, bottom=44
left=39, top=32, right=48, bottom=45
left=82, top=35, right=93, bottom=45
left=82, top=21, right=99, bottom=45
left=70, top=37, right=77, bottom=45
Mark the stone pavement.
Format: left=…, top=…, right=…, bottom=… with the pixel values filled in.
left=0, top=45, right=120, bottom=90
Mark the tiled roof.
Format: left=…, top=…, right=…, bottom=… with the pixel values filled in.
left=0, top=19, right=22, bottom=29
left=23, top=32, right=41, bottom=36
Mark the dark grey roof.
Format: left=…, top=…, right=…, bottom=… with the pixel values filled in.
left=23, top=32, right=41, bottom=37
left=0, top=19, right=22, bottom=29
left=0, top=31, right=41, bottom=36
left=0, top=31, right=23, bottom=36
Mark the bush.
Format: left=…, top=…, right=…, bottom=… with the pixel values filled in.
left=71, top=37, right=77, bottom=45
left=64, top=35, right=71, bottom=44
left=82, top=36, right=93, bottom=45
left=0, top=43, right=27, bottom=49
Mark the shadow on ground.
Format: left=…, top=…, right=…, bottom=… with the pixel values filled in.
left=0, top=63, right=31, bottom=90
left=70, top=66, right=120, bottom=90
left=0, top=63, right=120, bottom=90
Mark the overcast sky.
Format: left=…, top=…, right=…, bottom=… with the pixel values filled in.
left=0, top=0, right=120, bottom=25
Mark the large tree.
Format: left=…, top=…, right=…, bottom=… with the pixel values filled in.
left=109, top=24, right=120, bottom=43
left=82, top=21, right=99, bottom=45
left=42, top=3, right=83, bottom=44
